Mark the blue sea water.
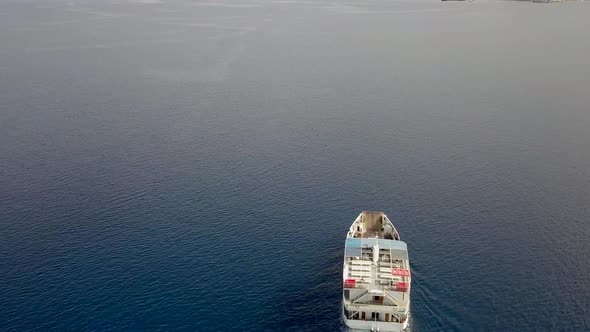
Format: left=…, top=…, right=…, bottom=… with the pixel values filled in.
left=1, top=0, right=589, bottom=331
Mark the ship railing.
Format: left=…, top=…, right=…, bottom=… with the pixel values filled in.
left=346, top=315, right=408, bottom=324
left=346, top=302, right=408, bottom=313
left=343, top=282, right=370, bottom=289
left=372, top=283, right=410, bottom=293
left=343, top=283, right=409, bottom=293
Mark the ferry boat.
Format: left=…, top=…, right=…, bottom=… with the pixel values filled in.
left=342, top=211, right=411, bottom=332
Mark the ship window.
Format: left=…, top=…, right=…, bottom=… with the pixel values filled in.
left=385, top=313, right=389, bottom=322
left=344, top=290, right=350, bottom=300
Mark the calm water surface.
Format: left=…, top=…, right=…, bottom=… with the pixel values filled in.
left=1, top=0, right=589, bottom=331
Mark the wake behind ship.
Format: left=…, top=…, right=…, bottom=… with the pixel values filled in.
left=342, top=211, right=411, bottom=331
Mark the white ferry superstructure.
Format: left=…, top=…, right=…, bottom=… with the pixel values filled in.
left=342, top=211, right=411, bottom=332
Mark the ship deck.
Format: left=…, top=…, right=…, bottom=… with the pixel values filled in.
left=346, top=256, right=411, bottom=295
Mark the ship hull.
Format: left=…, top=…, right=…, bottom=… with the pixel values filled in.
left=342, top=212, right=411, bottom=332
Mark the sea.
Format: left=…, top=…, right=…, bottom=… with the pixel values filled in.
left=1, top=0, right=589, bottom=331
